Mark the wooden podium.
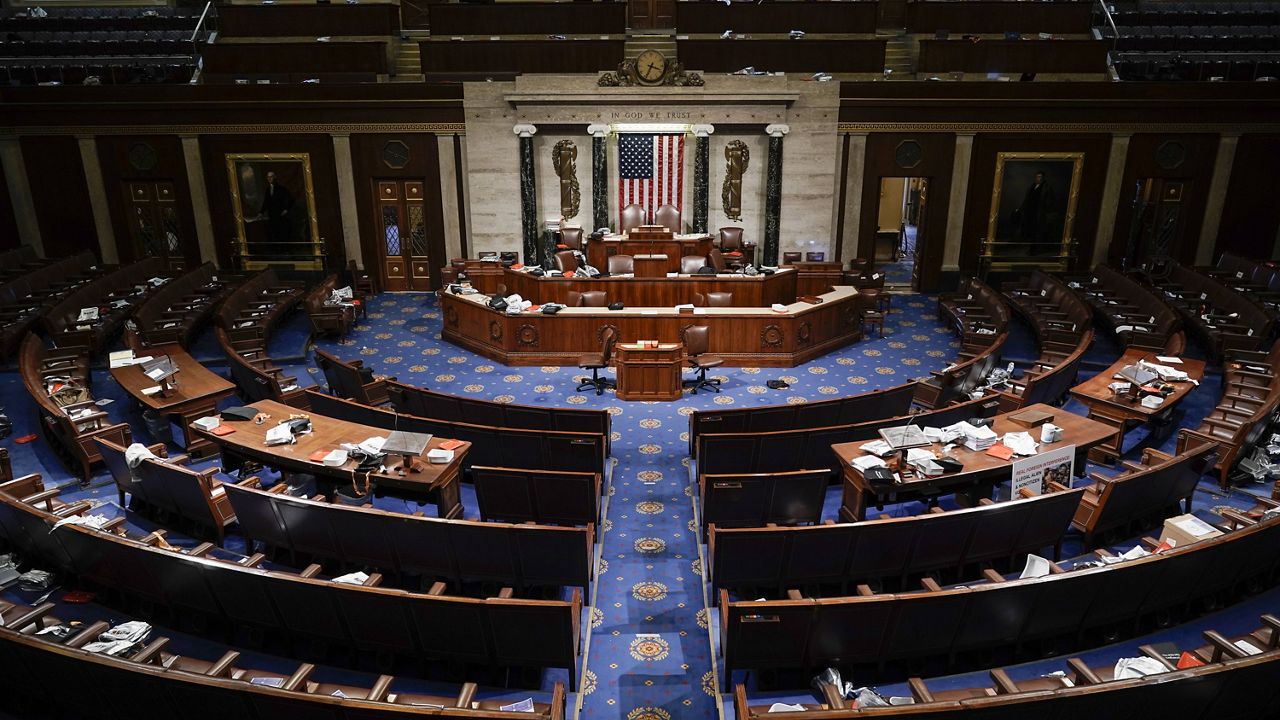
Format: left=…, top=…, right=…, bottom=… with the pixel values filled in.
left=633, top=254, right=669, bottom=278
left=616, top=342, right=684, bottom=401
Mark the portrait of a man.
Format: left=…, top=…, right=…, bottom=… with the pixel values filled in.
left=987, top=153, right=1083, bottom=265
left=226, top=153, right=321, bottom=269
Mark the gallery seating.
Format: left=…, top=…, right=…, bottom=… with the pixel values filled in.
left=687, top=381, right=916, bottom=455
left=699, top=469, right=829, bottom=534
left=733, top=614, right=1280, bottom=719
left=720, top=503, right=1280, bottom=678
left=0, top=478, right=584, bottom=684
left=306, top=390, right=609, bottom=477
left=223, top=479, right=594, bottom=591
left=1071, top=265, right=1187, bottom=353
left=709, top=483, right=1084, bottom=596
left=19, top=335, right=132, bottom=482
left=388, top=379, right=611, bottom=441
left=1145, top=259, right=1272, bottom=361
left=41, top=257, right=176, bottom=355
left=471, top=466, right=601, bottom=527
left=127, top=262, right=245, bottom=349
left=96, top=438, right=234, bottom=545
left=314, top=347, right=392, bottom=406
left=1071, top=440, right=1217, bottom=546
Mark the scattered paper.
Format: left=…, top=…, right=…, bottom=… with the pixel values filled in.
left=1156, top=356, right=1183, bottom=364
left=767, top=704, right=806, bottom=712
left=499, top=698, right=536, bottom=713
left=333, top=571, right=369, bottom=585
left=1114, top=656, right=1168, bottom=679
left=1020, top=554, right=1052, bottom=579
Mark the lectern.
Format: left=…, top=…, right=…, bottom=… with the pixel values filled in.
left=616, top=342, right=683, bottom=401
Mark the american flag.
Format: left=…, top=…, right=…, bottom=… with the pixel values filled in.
left=618, top=133, right=684, bottom=227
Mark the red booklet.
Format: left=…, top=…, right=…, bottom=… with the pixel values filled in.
left=439, top=439, right=464, bottom=451
left=985, top=444, right=1014, bottom=461
left=1176, top=652, right=1205, bottom=669
left=211, top=425, right=236, bottom=437
left=308, top=449, right=330, bottom=462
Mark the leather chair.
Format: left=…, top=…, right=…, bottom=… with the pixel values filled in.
left=559, top=227, right=583, bottom=251
left=680, top=255, right=707, bottom=274
left=553, top=250, right=579, bottom=274
left=621, top=204, right=646, bottom=233
left=718, top=227, right=753, bottom=266
left=694, top=292, right=733, bottom=307
left=806, top=252, right=825, bottom=262
left=654, top=204, right=681, bottom=232
left=707, top=248, right=728, bottom=274
left=860, top=289, right=885, bottom=336
left=576, top=327, right=617, bottom=395
left=683, top=325, right=723, bottom=394
left=782, top=252, right=802, bottom=264
left=607, top=254, right=635, bottom=275
left=347, top=259, right=376, bottom=298
left=568, top=290, right=608, bottom=307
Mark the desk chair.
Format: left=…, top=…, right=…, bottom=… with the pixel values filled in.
left=347, top=259, right=376, bottom=299
left=576, top=327, right=617, bottom=395
left=680, top=255, right=707, bottom=274
left=718, top=227, right=752, bottom=267
left=806, top=252, right=825, bottom=262
left=568, top=290, right=608, bottom=307
left=860, top=289, right=886, bottom=336
left=694, top=292, right=733, bottom=307
left=559, top=227, right=583, bottom=251
left=708, top=248, right=728, bottom=274
left=683, top=325, right=723, bottom=394
left=607, top=254, right=635, bottom=275
left=655, top=204, right=681, bottom=232
left=553, top=250, right=579, bottom=274
left=621, top=204, right=646, bottom=233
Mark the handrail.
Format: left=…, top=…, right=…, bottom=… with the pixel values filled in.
left=1097, top=0, right=1119, bottom=47
left=190, top=1, right=215, bottom=45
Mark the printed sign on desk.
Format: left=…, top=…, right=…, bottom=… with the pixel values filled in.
left=1004, top=444, right=1075, bottom=499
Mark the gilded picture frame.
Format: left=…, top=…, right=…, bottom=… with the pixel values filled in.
left=225, top=152, right=323, bottom=270
left=984, top=151, right=1084, bottom=271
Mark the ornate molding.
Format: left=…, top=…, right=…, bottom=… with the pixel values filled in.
left=444, top=306, right=459, bottom=327
left=797, top=321, right=812, bottom=345
left=598, top=57, right=704, bottom=88
left=690, top=124, right=715, bottom=138
left=760, top=324, right=784, bottom=348
left=513, top=123, right=538, bottom=138
left=489, top=321, right=503, bottom=342
left=765, top=123, right=790, bottom=138
left=587, top=123, right=610, bottom=138
left=517, top=324, right=539, bottom=346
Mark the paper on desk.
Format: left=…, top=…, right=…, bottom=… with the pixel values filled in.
left=333, top=571, right=369, bottom=585
left=858, top=439, right=893, bottom=457
left=1100, top=545, right=1151, bottom=564
left=1114, top=656, right=1168, bottom=679
left=499, top=699, right=535, bottom=713
left=767, top=704, right=807, bottom=712
left=1002, top=432, right=1039, bottom=456
left=905, top=448, right=936, bottom=462
left=140, top=386, right=162, bottom=397
left=1156, top=356, right=1183, bottom=364
left=851, top=455, right=887, bottom=471
left=1020, top=554, right=1052, bottom=579
left=358, top=436, right=387, bottom=456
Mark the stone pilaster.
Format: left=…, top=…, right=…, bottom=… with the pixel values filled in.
left=690, top=124, right=714, bottom=234
left=77, top=135, right=118, bottom=264
left=943, top=133, right=975, bottom=273
left=331, top=133, right=362, bottom=270
left=514, top=124, right=538, bottom=264
left=1092, top=133, right=1132, bottom=267
left=179, top=135, right=218, bottom=267
left=1198, top=133, right=1239, bottom=266
left=588, top=124, right=609, bottom=232
left=0, top=136, right=42, bottom=254
left=763, top=124, right=789, bottom=266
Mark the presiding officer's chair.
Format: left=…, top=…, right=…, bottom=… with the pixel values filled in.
left=694, top=292, right=734, bottom=307
left=654, top=204, right=681, bottom=232
left=680, top=255, right=707, bottom=274
left=559, top=227, right=584, bottom=251
left=718, top=227, right=753, bottom=267
left=683, top=325, right=724, bottom=394
left=607, top=254, right=635, bottom=275
left=621, top=204, right=647, bottom=233
left=577, top=327, right=617, bottom=395
left=553, top=250, right=579, bottom=274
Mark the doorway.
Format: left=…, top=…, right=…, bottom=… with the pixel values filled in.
left=1116, top=177, right=1189, bottom=269
left=873, top=176, right=929, bottom=290
left=628, top=0, right=674, bottom=30
left=374, top=180, right=431, bottom=292
left=124, top=181, right=191, bottom=269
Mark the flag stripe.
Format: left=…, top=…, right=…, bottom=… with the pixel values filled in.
left=618, top=133, right=685, bottom=228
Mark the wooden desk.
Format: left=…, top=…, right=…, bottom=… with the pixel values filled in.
left=441, top=285, right=861, bottom=367
left=498, top=267, right=798, bottom=308
left=616, top=343, right=684, bottom=401
left=587, top=233, right=714, bottom=274
left=633, top=254, right=668, bottom=279
left=1069, top=349, right=1206, bottom=463
left=191, top=399, right=470, bottom=518
left=110, top=345, right=236, bottom=458
left=832, top=403, right=1114, bottom=521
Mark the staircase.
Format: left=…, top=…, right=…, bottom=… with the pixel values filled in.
left=392, top=32, right=426, bottom=82
left=625, top=29, right=677, bottom=63
left=880, top=29, right=914, bottom=77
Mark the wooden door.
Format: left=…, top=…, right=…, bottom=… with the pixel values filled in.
left=912, top=178, right=929, bottom=290
left=629, top=0, right=674, bottom=30
left=124, top=181, right=189, bottom=269
left=375, top=180, right=431, bottom=292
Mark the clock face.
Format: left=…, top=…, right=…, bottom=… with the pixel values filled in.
left=635, top=50, right=667, bottom=84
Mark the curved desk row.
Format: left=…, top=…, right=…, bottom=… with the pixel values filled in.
left=440, top=285, right=863, bottom=367
left=498, top=267, right=798, bottom=308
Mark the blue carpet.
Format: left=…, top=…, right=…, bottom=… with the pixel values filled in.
left=0, top=290, right=1273, bottom=720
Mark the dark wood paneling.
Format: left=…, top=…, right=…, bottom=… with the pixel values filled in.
left=420, top=39, right=624, bottom=75
left=349, top=133, right=446, bottom=289
left=199, top=134, right=344, bottom=270
left=217, top=3, right=400, bottom=38
left=0, top=154, right=19, bottom=251
left=94, top=134, right=199, bottom=267
left=19, top=136, right=98, bottom=259
left=1217, top=134, right=1280, bottom=260
left=856, top=133, right=956, bottom=292
left=201, top=41, right=390, bottom=75
left=678, top=38, right=886, bottom=73
left=905, top=1, right=1094, bottom=33
left=428, top=2, right=626, bottom=35
left=675, top=1, right=878, bottom=34
left=959, top=134, right=1112, bottom=276
left=1110, top=133, right=1219, bottom=266
left=918, top=39, right=1110, bottom=74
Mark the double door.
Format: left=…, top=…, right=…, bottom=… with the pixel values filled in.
left=125, top=181, right=191, bottom=269
left=628, top=0, right=674, bottom=29
left=375, top=180, right=431, bottom=292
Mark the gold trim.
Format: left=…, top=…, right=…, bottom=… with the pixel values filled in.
left=837, top=122, right=1280, bottom=133
left=3, top=123, right=467, bottom=136
left=985, top=151, right=1084, bottom=265
left=225, top=152, right=324, bottom=271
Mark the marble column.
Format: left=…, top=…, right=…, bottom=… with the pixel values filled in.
left=331, top=133, right=362, bottom=270
left=1197, top=133, right=1239, bottom=266
left=588, top=124, right=609, bottom=232
left=77, top=135, right=118, bottom=264
left=437, top=133, right=464, bottom=263
left=0, top=136, right=43, bottom=254
left=690, top=124, right=714, bottom=235
left=839, top=132, right=868, bottom=263
left=1091, top=133, right=1132, bottom=267
left=763, top=124, right=789, bottom=267
left=942, top=133, right=975, bottom=273
left=514, top=124, right=538, bottom=264
left=179, top=135, right=218, bottom=266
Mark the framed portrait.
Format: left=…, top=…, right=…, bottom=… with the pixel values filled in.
left=225, top=153, right=323, bottom=270
left=984, top=152, right=1084, bottom=271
